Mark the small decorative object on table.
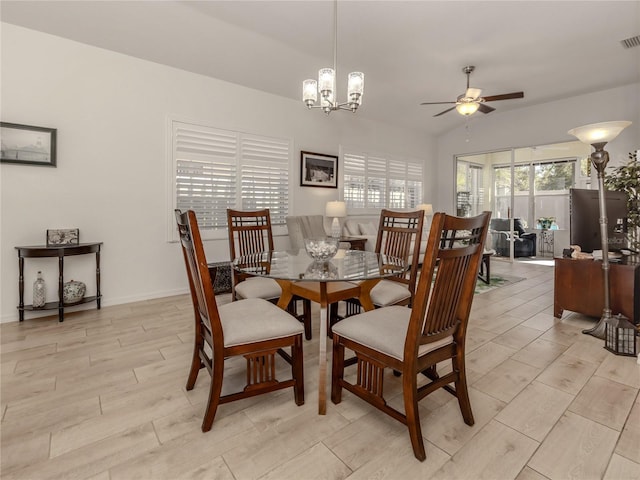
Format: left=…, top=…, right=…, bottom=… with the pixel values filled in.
left=304, top=237, right=339, bottom=262
left=47, top=228, right=79, bottom=246
left=63, top=280, right=86, bottom=305
left=33, top=271, right=46, bottom=308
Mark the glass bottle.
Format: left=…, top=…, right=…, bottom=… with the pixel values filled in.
left=33, top=271, right=46, bottom=308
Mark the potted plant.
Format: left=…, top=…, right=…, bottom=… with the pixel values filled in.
left=537, top=216, right=556, bottom=230
left=605, top=151, right=639, bottom=251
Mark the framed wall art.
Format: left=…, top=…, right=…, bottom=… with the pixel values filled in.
left=46, top=229, right=79, bottom=246
left=1, top=122, right=57, bottom=167
left=300, top=151, right=338, bottom=188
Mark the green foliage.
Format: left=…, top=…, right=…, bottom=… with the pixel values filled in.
left=605, top=151, right=640, bottom=250
left=535, top=162, right=574, bottom=191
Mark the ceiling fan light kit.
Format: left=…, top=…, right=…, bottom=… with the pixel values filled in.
left=421, top=65, right=524, bottom=117
left=456, top=101, right=480, bottom=116
left=302, top=0, right=364, bottom=114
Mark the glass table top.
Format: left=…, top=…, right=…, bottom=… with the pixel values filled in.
left=232, top=249, right=406, bottom=282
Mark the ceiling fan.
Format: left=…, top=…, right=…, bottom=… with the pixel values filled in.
left=420, top=66, right=524, bottom=117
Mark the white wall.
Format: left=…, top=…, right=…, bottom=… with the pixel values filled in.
left=436, top=83, right=640, bottom=212
left=0, top=24, right=435, bottom=323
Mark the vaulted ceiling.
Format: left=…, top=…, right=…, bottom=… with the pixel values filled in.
left=2, top=1, right=639, bottom=135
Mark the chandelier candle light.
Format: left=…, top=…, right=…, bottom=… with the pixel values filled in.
left=567, top=120, right=632, bottom=339
left=302, top=0, right=364, bottom=114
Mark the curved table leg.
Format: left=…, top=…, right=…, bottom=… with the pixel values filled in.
left=276, top=280, right=294, bottom=310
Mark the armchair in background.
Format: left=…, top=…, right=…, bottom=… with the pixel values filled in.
left=490, top=218, right=537, bottom=257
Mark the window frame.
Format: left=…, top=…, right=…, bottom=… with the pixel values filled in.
left=167, top=116, right=293, bottom=242
left=341, top=146, right=424, bottom=212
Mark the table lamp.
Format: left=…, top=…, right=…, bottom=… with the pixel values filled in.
left=326, top=200, right=346, bottom=238
left=417, top=203, right=433, bottom=230
left=417, top=203, right=433, bottom=216
left=568, top=120, right=631, bottom=338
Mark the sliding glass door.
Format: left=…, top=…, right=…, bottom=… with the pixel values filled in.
left=455, top=141, right=591, bottom=261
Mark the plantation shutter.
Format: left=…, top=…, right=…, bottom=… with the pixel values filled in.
left=406, top=161, right=423, bottom=208
left=341, top=148, right=424, bottom=210
left=171, top=119, right=291, bottom=240
left=175, top=123, right=237, bottom=229
left=240, top=135, right=290, bottom=226
left=343, top=152, right=366, bottom=208
left=367, top=155, right=387, bottom=209
left=388, top=159, right=406, bottom=208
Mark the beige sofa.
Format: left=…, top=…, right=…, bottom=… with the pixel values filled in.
left=343, top=215, right=428, bottom=263
left=287, top=213, right=429, bottom=264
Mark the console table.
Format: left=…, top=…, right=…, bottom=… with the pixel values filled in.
left=340, top=236, right=367, bottom=251
left=15, top=242, right=102, bottom=322
left=554, top=256, right=639, bottom=325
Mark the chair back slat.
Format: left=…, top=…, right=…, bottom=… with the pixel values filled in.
left=375, top=210, right=424, bottom=293
left=405, top=212, right=491, bottom=355
left=175, top=209, right=224, bottom=348
left=227, top=209, right=274, bottom=259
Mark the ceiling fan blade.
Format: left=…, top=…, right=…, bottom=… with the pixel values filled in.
left=482, top=91, right=524, bottom=102
left=466, top=87, right=482, bottom=100
left=420, top=101, right=456, bottom=105
left=433, top=106, right=456, bottom=117
left=478, top=103, right=496, bottom=114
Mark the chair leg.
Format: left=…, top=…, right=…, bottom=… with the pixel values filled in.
left=302, top=299, right=312, bottom=340
left=186, top=324, right=204, bottom=391
left=201, top=357, right=224, bottom=432
left=292, top=335, right=305, bottom=405
left=328, top=303, right=341, bottom=338
left=403, top=373, right=426, bottom=461
left=288, top=298, right=312, bottom=340
left=453, top=354, right=474, bottom=426
left=331, top=336, right=345, bottom=404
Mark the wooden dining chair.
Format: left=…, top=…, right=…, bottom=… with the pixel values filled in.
left=331, top=211, right=491, bottom=461
left=227, top=208, right=312, bottom=340
left=175, top=209, right=304, bottom=432
left=339, top=209, right=425, bottom=322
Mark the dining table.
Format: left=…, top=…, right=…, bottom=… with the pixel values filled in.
left=233, top=248, right=406, bottom=414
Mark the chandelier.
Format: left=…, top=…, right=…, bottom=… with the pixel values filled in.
left=302, top=0, right=364, bottom=114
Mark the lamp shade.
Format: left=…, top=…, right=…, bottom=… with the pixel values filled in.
left=456, top=102, right=479, bottom=116
left=417, top=203, right=433, bottom=216
left=568, top=121, right=631, bottom=145
left=303, top=79, right=318, bottom=104
left=325, top=200, right=346, bottom=218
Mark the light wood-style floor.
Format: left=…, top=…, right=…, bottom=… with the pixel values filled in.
left=1, top=260, right=639, bottom=480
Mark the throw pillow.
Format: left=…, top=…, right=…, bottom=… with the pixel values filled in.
left=359, top=222, right=378, bottom=236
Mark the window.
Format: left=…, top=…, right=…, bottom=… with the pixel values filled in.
left=534, top=161, right=575, bottom=192
left=493, top=158, right=576, bottom=226
left=342, top=148, right=423, bottom=210
left=169, top=119, right=290, bottom=240
left=457, top=161, right=484, bottom=217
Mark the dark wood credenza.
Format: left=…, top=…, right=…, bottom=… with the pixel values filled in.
left=554, top=256, right=639, bottom=324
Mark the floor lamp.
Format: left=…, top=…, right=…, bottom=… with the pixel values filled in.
left=568, top=120, right=632, bottom=338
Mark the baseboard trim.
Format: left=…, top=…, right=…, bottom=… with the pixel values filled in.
left=0, top=287, right=190, bottom=324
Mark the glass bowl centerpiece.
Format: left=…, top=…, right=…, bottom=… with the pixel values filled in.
left=304, top=236, right=339, bottom=262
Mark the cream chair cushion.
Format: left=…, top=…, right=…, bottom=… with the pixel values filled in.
left=332, top=306, right=453, bottom=361
left=234, top=277, right=281, bottom=300
left=219, top=298, right=304, bottom=347
left=369, top=279, right=411, bottom=307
